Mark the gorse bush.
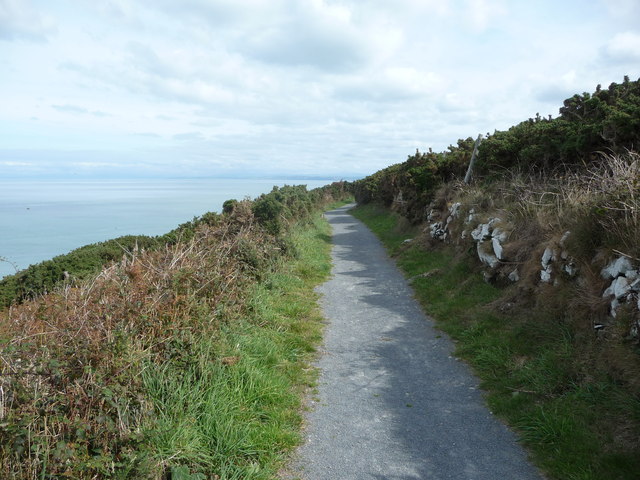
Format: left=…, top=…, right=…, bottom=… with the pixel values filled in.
left=354, top=76, right=640, bottom=223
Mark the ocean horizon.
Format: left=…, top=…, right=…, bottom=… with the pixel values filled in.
left=0, top=178, right=334, bottom=279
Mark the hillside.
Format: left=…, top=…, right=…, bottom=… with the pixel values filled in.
left=0, top=183, right=352, bottom=479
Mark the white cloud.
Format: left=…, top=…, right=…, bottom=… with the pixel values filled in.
left=0, top=0, right=56, bottom=42
left=466, top=0, right=507, bottom=32
left=52, top=104, right=111, bottom=117
left=602, top=31, right=640, bottom=63
left=237, top=1, right=371, bottom=72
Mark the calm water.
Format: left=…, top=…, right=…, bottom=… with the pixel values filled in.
left=0, top=178, right=332, bottom=279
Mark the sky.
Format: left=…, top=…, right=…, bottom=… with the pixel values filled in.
left=1, top=0, right=639, bottom=180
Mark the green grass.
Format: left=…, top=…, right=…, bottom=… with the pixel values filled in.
left=351, top=203, right=640, bottom=480
left=141, top=214, right=331, bottom=479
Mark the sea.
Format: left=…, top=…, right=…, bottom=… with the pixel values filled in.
left=0, top=178, right=333, bottom=279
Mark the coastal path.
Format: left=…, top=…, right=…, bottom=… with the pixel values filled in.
left=291, top=204, right=544, bottom=480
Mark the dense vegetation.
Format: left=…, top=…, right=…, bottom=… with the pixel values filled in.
left=354, top=76, right=640, bottom=222
left=0, top=182, right=352, bottom=479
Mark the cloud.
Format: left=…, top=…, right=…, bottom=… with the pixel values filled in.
left=0, top=0, right=56, bottom=42
left=0, top=161, right=32, bottom=166
left=465, top=0, right=507, bottom=32
left=333, top=68, right=442, bottom=103
left=52, top=104, right=111, bottom=117
left=601, top=31, right=640, bottom=63
left=172, top=132, right=204, bottom=141
left=237, top=1, right=371, bottom=72
left=602, top=0, right=640, bottom=24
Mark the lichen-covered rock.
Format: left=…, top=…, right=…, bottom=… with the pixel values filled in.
left=477, top=241, right=499, bottom=269
left=508, top=268, right=520, bottom=282
left=427, top=209, right=439, bottom=222
left=541, top=247, right=557, bottom=269
left=429, top=222, right=446, bottom=240
left=449, top=202, right=461, bottom=218
left=564, top=262, right=578, bottom=277
left=601, top=256, right=633, bottom=279
left=492, top=227, right=508, bottom=243
left=603, top=276, right=631, bottom=300
left=492, top=237, right=505, bottom=260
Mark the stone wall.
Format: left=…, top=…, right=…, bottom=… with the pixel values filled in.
left=424, top=199, right=640, bottom=338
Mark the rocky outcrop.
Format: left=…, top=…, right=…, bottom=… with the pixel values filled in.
left=539, top=233, right=578, bottom=285
left=601, top=256, right=640, bottom=319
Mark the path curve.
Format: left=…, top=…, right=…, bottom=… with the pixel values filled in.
left=293, top=205, right=544, bottom=480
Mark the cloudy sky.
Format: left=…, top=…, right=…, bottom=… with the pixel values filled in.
left=1, top=0, right=639, bottom=179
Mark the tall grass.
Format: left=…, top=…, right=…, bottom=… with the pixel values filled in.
left=463, top=151, right=640, bottom=259
left=142, top=215, right=331, bottom=479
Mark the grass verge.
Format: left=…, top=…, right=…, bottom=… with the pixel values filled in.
left=351, top=203, right=640, bottom=480
left=0, top=210, right=334, bottom=479
left=141, top=214, right=332, bottom=479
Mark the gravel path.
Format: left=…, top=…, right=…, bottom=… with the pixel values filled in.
left=291, top=204, right=544, bottom=480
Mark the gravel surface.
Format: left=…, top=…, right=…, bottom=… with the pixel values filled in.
left=291, top=204, right=544, bottom=480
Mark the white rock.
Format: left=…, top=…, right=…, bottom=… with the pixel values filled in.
left=601, top=256, right=633, bottom=279
left=461, top=230, right=468, bottom=240
left=480, top=223, right=492, bottom=240
left=540, top=266, right=552, bottom=283
left=466, top=213, right=477, bottom=224
left=477, top=242, right=499, bottom=269
left=561, top=250, right=569, bottom=260
left=446, top=215, right=453, bottom=225
left=429, top=222, right=442, bottom=238
left=610, top=298, right=620, bottom=317
left=630, top=278, right=640, bottom=292
left=508, top=269, right=520, bottom=282
left=603, top=283, right=615, bottom=298
left=564, top=263, right=578, bottom=277
left=471, top=225, right=485, bottom=241
left=492, top=227, right=508, bottom=243
left=625, top=269, right=639, bottom=281
left=449, top=202, right=461, bottom=217
left=492, top=237, right=505, bottom=260
left=612, top=276, right=631, bottom=299
left=541, top=248, right=557, bottom=269
left=559, top=231, right=571, bottom=248
left=402, top=238, right=413, bottom=244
